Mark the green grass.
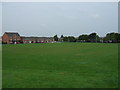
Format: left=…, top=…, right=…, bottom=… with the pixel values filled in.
left=2, top=43, right=118, bottom=88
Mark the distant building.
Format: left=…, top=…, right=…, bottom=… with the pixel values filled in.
left=2, top=32, right=21, bottom=44
left=21, top=36, right=54, bottom=44
left=2, top=32, right=54, bottom=44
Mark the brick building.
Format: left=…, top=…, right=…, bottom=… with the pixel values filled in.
left=2, top=32, right=54, bottom=44
left=21, top=36, right=54, bottom=43
left=2, top=32, right=21, bottom=44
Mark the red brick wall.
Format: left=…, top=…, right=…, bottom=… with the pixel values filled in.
left=2, top=33, right=21, bottom=44
left=2, top=33, right=9, bottom=44
left=13, top=34, right=21, bottom=41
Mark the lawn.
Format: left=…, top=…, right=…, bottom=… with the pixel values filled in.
left=2, top=43, right=118, bottom=88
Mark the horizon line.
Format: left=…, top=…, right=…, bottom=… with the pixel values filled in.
left=1, top=31, right=119, bottom=38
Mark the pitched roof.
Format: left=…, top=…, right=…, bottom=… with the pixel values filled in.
left=5, top=32, right=20, bottom=37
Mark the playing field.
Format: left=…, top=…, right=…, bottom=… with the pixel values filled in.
left=2, top=43, right=118, bottom=88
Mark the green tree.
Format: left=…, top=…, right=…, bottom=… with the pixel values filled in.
left=104, top=32, right=120, bottom=43
left=68, top=36, right=76, bottom=42
left=63, top=36, right=68, bottom=42
left=88, top=33, right=99, bottom=42
left=61, top=35, right=64, bottom=38
left=53, top=35, right=58, bottom=41
left=78, top=34, right=88, bottom=42
left=60, top=35, right=64, bottom=42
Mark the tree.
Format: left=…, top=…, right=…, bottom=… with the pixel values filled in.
left=53, top=35, right=58, bottom=41
left=78, top=34, right=88, bottom=42
left=104, top=32, right=120, bottom=43
left=118, top=33, right=120, bottom=42
left=60, top=35, right=64, bottom=42
left=68, top=36, right=76, bottom=42
left=61, top=35, right=64, bottom=38
left=63, top=36, right=76, bottom=42
left=63, top=36, right=68, bottom=42
left=111, top=33, right=120, bottom=42
left=88, top=33, right=99, bottom=42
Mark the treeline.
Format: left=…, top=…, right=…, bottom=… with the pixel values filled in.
left=53, top=32, right=120, bottom=43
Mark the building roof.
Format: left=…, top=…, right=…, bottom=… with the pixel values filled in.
left=21, top=36, right=53, bottom=40
left=5, top=32, right=20, bottom=37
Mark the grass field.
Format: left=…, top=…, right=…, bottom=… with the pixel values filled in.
left=2, top=43, right=118, bottom=88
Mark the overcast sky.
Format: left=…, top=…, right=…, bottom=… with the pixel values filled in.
left=2, top=2, right=118, bottom=37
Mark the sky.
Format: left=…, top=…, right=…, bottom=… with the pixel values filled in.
left=1, top=0, right=119, bottom=2
left=2, top=2, right=118, bottom=37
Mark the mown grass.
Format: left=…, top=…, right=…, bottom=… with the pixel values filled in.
left=2, top=43, right=118, bottom=88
